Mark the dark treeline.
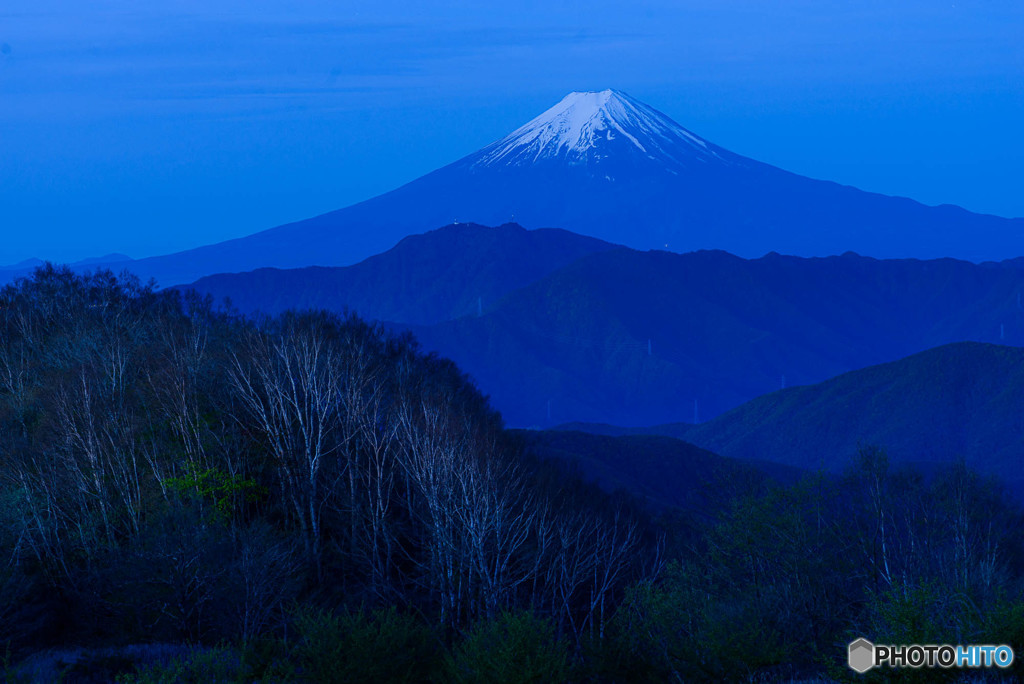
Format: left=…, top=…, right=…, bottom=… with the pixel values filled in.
left=1, top=267, right=1023, bottom=683
left=0, top=267, right=654, bottom=681
left=621, top=450, right=1024, bottom=682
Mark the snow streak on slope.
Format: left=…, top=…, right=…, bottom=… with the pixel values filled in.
left=474, top=89, right=731, bottom=169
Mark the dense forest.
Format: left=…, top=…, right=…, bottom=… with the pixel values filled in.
left=2, top=267, right=1023, bottom=682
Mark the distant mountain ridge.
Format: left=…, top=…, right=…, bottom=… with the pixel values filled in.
left=407, top=246, right=1024, bottom=426
left=187, top=223, right=1024, bottom=428
left=669, top=342, right=1024, bottom=489
left=518, top=429, right=805, bottom=513
left=188, top=223, right=615, bottom=325
left=0, top=253, right=133, bottom=278
left=34, top=89, right=1024, bottom=287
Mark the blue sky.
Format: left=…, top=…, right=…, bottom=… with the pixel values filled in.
left=1, top=0, right=1022, bottom=263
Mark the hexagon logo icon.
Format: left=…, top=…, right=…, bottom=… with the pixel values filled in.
left=848, top=638, right=875, bottom=673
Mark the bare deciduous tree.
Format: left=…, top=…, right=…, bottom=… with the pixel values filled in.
left=229, top=314, right=341, bottom=570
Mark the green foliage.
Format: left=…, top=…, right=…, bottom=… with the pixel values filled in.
left=115, top=648, right=242, bottom=684
left=983, top=596, right=1024, bottom=679
left=290, top=606, right=440, bottom=683
left=444, top=611, right=573, bottom=684
left=608, top=562, right=787, bottom=683
left=1, top=644, right=28, bottom=684
left=58, top=652, right=137, bottom=683
left=235, top=638, right=299, bottom=682
left=843, top=584, right=1024, bottom=682
left=843, top=582, right=966, bottom=683
left=865, top=581, right=979, bottom=647
left=164, top=463, right=265, bottom=519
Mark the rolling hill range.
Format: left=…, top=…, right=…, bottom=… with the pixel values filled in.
left=518, top=430, right=805, bottom=513
left=549, top=422, right=696, bottom=441
left=35, top=89, right=1024, bottom=288
left=188, top=223, right=1024, bottom=427
left=407, top=247, right=1024, bottom=426
left=662, top=343, right=1024, bottom=489
left=187, top=223, right=614, bottom=325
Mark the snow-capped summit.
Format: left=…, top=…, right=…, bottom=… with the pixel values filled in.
left=79, top=88, right=1024, bottom=288
left=473, top=89, right=729, bottom=169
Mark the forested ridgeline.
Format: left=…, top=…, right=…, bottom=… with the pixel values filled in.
left=2, top=267, right=1024, bottom=683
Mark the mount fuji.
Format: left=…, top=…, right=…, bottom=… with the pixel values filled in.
left=97, top=90, right=1024, bottom=285
left=470, top=89, right=732, bottom=170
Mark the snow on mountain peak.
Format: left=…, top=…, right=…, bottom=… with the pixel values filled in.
left=473, top=89, right=727, bottom=169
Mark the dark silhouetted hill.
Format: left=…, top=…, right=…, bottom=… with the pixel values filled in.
left=674, top=342, right=1024, bottom=488
left=188, top=223, right=614, bottom=325
left=519, top=429, right=805, bottom=512
left=406, top=248, right=1024, bottom=426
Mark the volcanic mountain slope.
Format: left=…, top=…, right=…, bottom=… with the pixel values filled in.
left=188, top=222, right=615, bottom=325
left=672, top=343, right=1024, bottom=489
left=77, top=89, right=1024, bottom=287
